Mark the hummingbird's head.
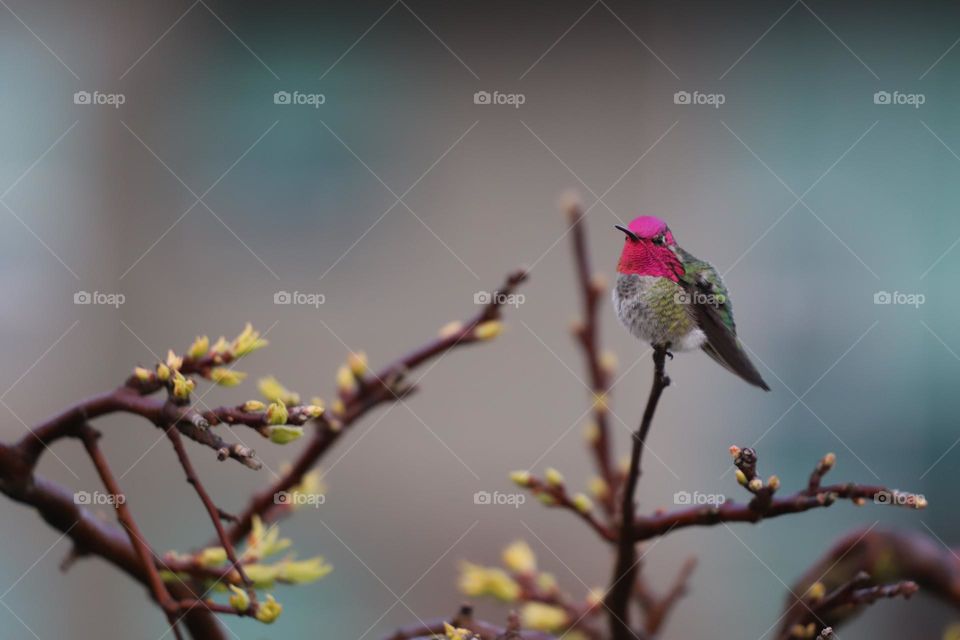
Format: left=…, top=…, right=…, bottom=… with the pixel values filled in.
left=615, top=216, right=682, bottom=280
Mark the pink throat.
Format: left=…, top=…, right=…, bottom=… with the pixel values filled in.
left=617, top=242, right=681, bottom=281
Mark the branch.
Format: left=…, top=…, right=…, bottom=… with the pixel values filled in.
left=384, top=604, right=556, bottom=640
left=164, top=423, right=258, bottom=614
left=635, top=556, right=697, bottom=635
left=607, top=345, right=671, bottom=640
left=778, top=570, right=917, bottom=640
left=224, top=268, right=529, bottom=545
left=781, top=527, right=960, bottom=638
left=632, top=449, right=925, bottom=541
left=0, top=442, right=225, bottom=639
left=565, top=196, right=617, bottom=515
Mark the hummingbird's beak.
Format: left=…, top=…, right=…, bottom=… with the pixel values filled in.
left=615, top=224, right=640, bottom=242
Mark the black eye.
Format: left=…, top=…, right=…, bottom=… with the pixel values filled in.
left=652, top=236, right=664, bottom=246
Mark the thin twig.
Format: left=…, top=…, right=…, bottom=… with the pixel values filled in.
left=164, top=424, right=258, bottom=612
left=607, top=345, right=670, bottom=640
left=78, top=425, right=183, bottom=639
left=567, top=197, right=616, bottom=515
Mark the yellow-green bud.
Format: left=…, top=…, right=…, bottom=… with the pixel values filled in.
left=821, top=452, right=836, bottom=469
left=767, top=475, right=781, bottom=491
left=277, top=556, right=333, bottom=583
left=520, top=602, right=568, bottom=632
left=748, top=478, right=763, bottom=492
left=544, top=467, right=564, bottom=487
left=227, top=584, right=250, bottom=612
left=156, top=363, right=171, bottom=381
left=502, top=540, right=536, bottom=574
left=735, top=469, right=748, bottom=486
left=187, top=335, right=210, bottom=359
left=258, top=376, right=300, bottom=405
left=537, top=493, right=557, bottom=506
left=336, top=365, right=356, bottom=393
left=265, top=400, right=288, bottom=426
left=243, top=400, right=265, bottom=412
left=509, top=470, right=531, bottom=487
left=588, top=477, right=609, bottom=499
left=172, top=372, right=195, bottom=400
left=166, top=350, right=183, bottom=371
left=254, top=594, right=282, bottom=623
left=210, top=368, right=246, bottom=387
left=133, top=367, right=153, bottom=382
left=571, top=493, right=593, bottom=514
left=473, top=320, right=503, bottom=341
left=347, top=351, right=368, bottom=376
left=268, top=424, right=303, bottom=445
left=233, top=323, right=268, bottom=357
left=197, top=546, right=227, bottom=567
left=806, top=581, right=826, bottom=601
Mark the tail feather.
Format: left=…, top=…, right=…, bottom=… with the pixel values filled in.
left=702, top=342, right=770, bottom=391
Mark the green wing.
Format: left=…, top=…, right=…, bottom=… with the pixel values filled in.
left=675, top=247, right=770, bottom=391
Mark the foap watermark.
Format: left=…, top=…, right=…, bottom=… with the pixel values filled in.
left=873, top=290, right=925, bottom=308
left=873, top=90, right=925, bottom=108
left=74, top=490, right=126, bottom=506
left=473, top=490, right=526, bottom=508
left=474, top=291, right=525, bottom=308
left=874, top=490, right=925, bottom=508
left=274, top=90, right=326, bottom=108
left=274, top=491, right=325, bottom=508
left=74, top=90, right=126, bottom=108
left=274, top=290, right=325, bottom=308
left=673, top=490, right=727, bottom=506
left=473, top=90, right=526, bottom=109
left=74, top=291, right=125, bottom=308
left=674, top=90, right=725, bottom=108
left=674, top=290, right=726, bottom=306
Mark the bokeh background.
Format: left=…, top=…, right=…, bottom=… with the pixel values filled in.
left=0, top=1, right=958, bottom=637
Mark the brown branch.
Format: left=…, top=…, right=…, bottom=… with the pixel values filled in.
left=384, top=604, right=556, bottom=640
left=781, top=527, right=960, bottom=638
left=633, top=449, right=924, bottom=541
left=78, top=424, right=183, bottom=639
left=514, top=474, right=616, bottom=542
left=778, top=570, right=917, bottom=640
left=566, top=196, right=616, bottom=515
left=164, top=424, right=258, bottom=613
left=224, top=268, right=529, bottom=545
left=636, top=556, right=697, bottom=635
left=0, top=442, right=225, bottom=639
left=607, top=345, right=671, bottom=640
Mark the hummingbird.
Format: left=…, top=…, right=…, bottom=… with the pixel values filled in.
left=612, top=216, right=769, bottom=390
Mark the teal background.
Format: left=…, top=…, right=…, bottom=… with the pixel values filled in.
left=0, top=1, right=958, bottom=638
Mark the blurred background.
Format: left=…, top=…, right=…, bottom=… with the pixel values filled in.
left=0, top=0, right=958, bottom=637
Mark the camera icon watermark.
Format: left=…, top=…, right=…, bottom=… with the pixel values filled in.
left=874, top=490, right=925, bottom=508
left=473, top=291, right=525, bottom=308
left=673, top=90, right=725, bottom=108
left=473, top=90, right=526, bottom=108
left=873, top=90, right=925, bottom=108
left=74, top=90, right=126, bottom=108
left=74, top=490, right=126, bottom=506
left=74, top=291, right=125, bottom=308
left=273, top=90, right=326, bottom=108
left=274, top=290, right=325, bottom=308
left=473, top=490, right=526, bottom=508
left=873, top=290, right=925, bottom=308
left=674, top=290, right=726, bottom=306
left=274, top=491, right=325, bottom=508
left=673, top=490, right=726, bottom=506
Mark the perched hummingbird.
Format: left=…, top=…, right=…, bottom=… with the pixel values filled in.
left=612, top=216, right=770, bottom=390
